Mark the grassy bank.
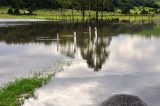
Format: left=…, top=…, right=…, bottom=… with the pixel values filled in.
left=0, top=73, right=54, bottom=106
left=1, top=13, right=160, bottom=23
left=0, top=60, right=71, bottom=106
left=1, top=7, right=160, bottom=22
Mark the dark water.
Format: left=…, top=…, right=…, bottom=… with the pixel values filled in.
left=0, top=20, right=160, bottom=106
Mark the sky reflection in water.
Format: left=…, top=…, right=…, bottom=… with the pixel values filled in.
left=24, top=35, right=160, bottom=106
left=0, top=21, right=160, bottom=106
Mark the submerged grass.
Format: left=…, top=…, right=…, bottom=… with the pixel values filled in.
left=0, top=73, right=55, bottom=106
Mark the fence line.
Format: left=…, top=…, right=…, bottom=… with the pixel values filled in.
left=1, top=13, right=160, bottom=23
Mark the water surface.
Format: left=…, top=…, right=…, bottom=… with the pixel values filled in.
left=0, top=20, right=160, bottom=106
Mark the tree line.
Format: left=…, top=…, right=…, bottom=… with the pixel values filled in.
left=0, top=0, right=159, bottom=10
left=0, top=0, right=160, bottom=19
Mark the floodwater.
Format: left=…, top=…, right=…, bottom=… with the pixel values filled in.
left=0, top=19, right=160, bottom=106
left=0, top=18, right=52, bottom=27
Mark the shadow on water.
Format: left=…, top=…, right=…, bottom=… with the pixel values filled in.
left=0, top=22, right=159, bottom=71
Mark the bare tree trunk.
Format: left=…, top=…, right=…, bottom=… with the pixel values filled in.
left=60, top=7, right=63, bottom=20
left=72, top=8, right=74, bottom=21
left=101, top=10, right=104, bottom=20
left=89, top=0, right=91, bottom=23
left=82, top=7, right=85, bottom=21
left=101, top=0, right=104, bottom=20
left=96, top=0, right=98, bottom=23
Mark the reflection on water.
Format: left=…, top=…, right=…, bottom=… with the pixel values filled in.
left=1, top=21, right=160, bottom=106
left=0, top=18, right=52, bottom=27
left=1, top=21, right=154, bottom=72
left=58, top=26, right=111, bottom=71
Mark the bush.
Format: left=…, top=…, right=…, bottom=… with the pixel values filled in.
left=141, top=9, right=149, bottom=15
left=13, top=9, right=20, bottom=15
left=7, top=8, right=13, bottom=14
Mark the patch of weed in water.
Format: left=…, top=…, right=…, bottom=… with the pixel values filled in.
left=0, top=73, right=55, bottom=106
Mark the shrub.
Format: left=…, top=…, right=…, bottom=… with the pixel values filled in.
left=141, top=9, right=149, bottom=15
left=7, top=8, right=13, bottom=14
left=14, top=9, right=20, bottom=15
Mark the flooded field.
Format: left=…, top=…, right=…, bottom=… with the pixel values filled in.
left=0, top=20, right=160, bottom=106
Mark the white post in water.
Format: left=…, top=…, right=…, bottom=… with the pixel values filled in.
left=74, top=32, right=77, bottom=53
left=57, top=33, right=59, bottom=52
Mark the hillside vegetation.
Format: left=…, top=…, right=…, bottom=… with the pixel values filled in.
left=0, top=0, right=159, bottom=12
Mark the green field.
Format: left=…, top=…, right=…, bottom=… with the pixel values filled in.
left=1, top=7, right=160, bottom=22
left=156, top=0, right=160, bottom=5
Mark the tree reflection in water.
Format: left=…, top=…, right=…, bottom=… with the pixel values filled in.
left=0, top=22, right=157, bottom=71
left=58, top=25, right=111, bottom=71
left=80, top=27, right=111, bottom=71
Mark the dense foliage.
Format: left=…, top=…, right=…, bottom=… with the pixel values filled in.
left=0, top=0, right=159, bottom=10
left=0, top=0, right=60, bottom=9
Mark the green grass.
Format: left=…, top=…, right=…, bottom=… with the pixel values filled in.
left=1, top=13, right=160, bottom=22
left=1, top=7, right=160, bottom=22
left=156, top=0, right=160, bottom=5
left=0, top=60, right=71, bottom=106
left=0, top=73, right=55, bottom=106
